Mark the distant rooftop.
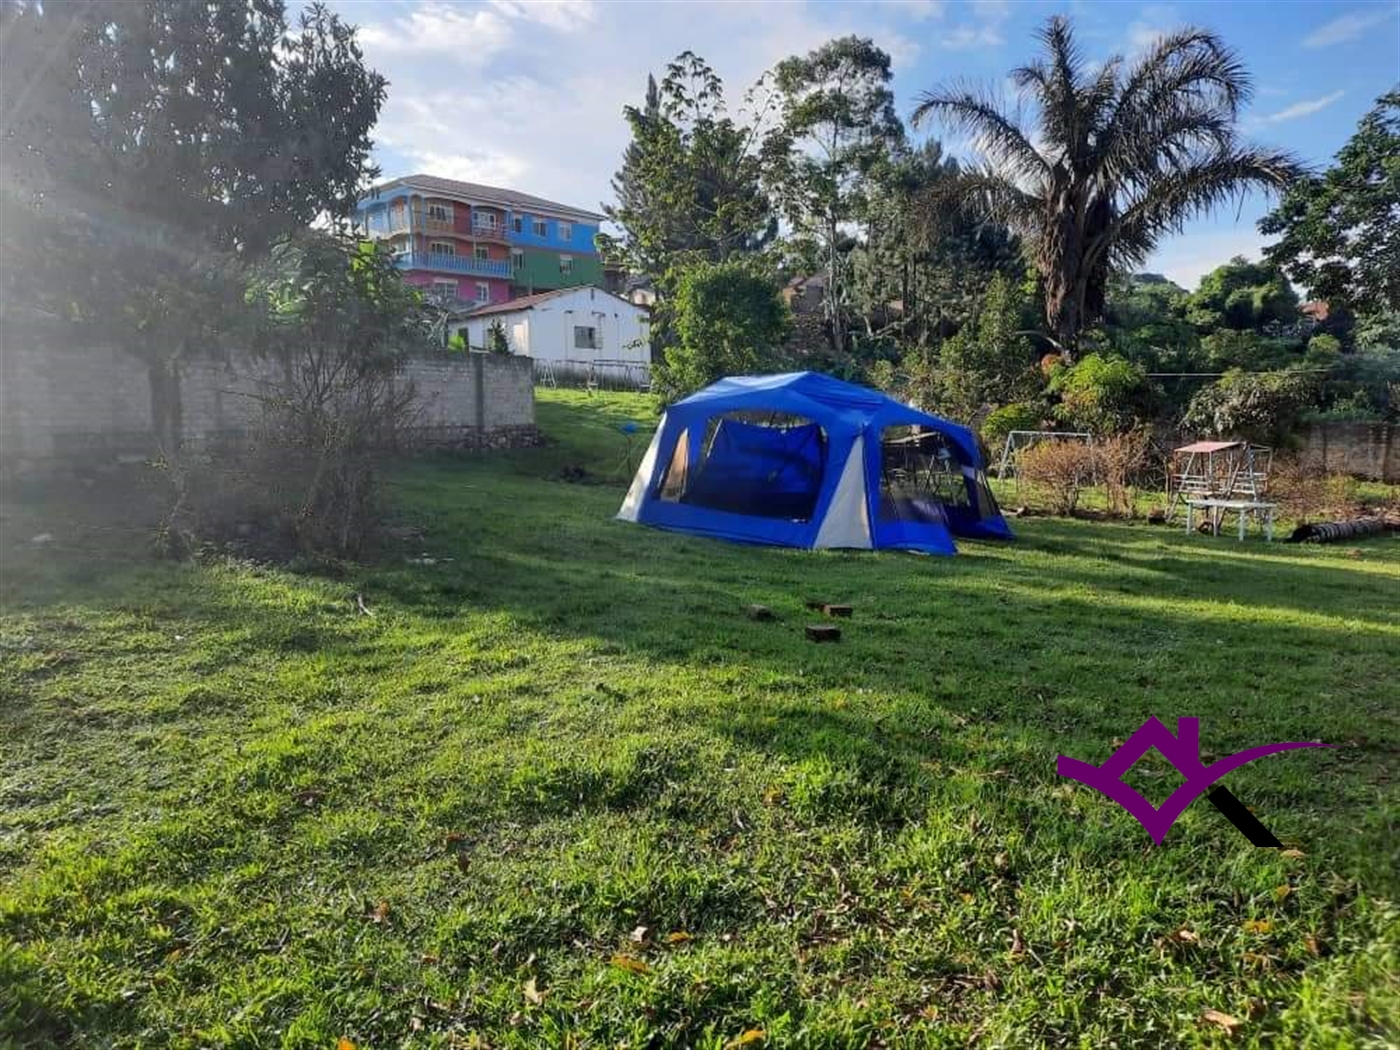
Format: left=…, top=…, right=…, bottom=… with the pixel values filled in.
left=362, top=173, right=606, bottom=223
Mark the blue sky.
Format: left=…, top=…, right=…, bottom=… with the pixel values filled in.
left=329, top=0, right=1400, bottom=291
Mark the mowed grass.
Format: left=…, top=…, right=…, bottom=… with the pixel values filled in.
left=2, top=388, right=1398, bottom=1049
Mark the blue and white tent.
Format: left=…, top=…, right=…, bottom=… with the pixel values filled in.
left=617, top=372, right=1012, bottom=556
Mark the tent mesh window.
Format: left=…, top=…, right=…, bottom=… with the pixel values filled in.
left=656, top=412, right=828, bottom=521
left=878, top=427, right=971, bottom=524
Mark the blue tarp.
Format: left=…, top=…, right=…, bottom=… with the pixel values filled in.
left=618, top=372, right=1013, bottom=556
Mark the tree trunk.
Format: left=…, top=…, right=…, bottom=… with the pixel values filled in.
left=826, top=213, right=844, bottom=356
left=147, top=358, right=183, bottom=456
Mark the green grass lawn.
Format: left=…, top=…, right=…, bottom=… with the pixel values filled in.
left=2, top=389, right=1397, bottom=1048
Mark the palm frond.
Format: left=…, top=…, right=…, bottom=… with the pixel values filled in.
left=911, top=83, right=1048, bottom=184
left=1103, top=146, right=1300, bottom=266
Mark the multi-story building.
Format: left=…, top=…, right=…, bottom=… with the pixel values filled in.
left=355, top=174, right=606, bottom=308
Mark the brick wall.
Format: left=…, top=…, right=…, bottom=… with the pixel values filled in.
left=1299, top=422, right=1397, bottom=482
left=0, top=342, right=538, bottom=469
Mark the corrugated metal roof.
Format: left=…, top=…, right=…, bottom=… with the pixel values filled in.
left=365, top=174, right=606, bottom=223
left=1175, top=440, right=1245, bottom=453
left=463, top=286, right=646, bottom=318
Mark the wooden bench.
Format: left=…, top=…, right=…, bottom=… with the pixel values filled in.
left=1186, top=498, right=1278, bottom=542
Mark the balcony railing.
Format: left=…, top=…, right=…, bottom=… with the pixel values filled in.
left=396, top=250, right=510, bottom=278
left=470, top=218, right=509, bottom=241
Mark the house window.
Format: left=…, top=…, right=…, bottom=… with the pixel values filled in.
left=558, top=221, right=572, bottom=241
left=431, top=279, right=457, bottom=299
left=573, top=325, right=600, bottom=350
left=559, top=254, right=573, bottom=275
left=475, top=282, right=490, bottom=303
left=511, top=249, right=524, bottom=270
left=513, top=215, right=524, bottom=233
left=474, top=245, right=489, bottom=261
left=428, top=240, right=455, bottom=256
left=533, top=219, right=547, bottom=237
left=476, top=211, right=496, bottom=229
left=427, top=202, right=452, bottom=221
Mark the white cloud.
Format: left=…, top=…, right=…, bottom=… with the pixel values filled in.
left=1146, top=228, right=1275, bottom=293
left=1302, top=6, right=1397, bottom=48
left=1126, top=4, right=1180, bottom=55
left=358, top=4, right=513, bottom=58
left=1259, top=90, right=1345, bottom=124
left=879, top=0, right=946, bottom=20
left=341, top=0, right=926, bottom=218
left=936, top=0, right=1012, bottom=49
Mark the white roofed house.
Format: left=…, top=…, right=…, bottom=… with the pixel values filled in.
left=449, top=286, right=652, bottom=389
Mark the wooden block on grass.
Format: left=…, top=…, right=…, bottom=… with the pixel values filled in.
left=805, top=624, right=842, bottom=643
left=822, top=604, right=853, bottom=618
left=804, top=600, right=826, bottom=611
left=746, top=604, right=776, bottom=621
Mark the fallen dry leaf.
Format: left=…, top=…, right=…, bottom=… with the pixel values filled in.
left=337, top=1040, right=356, bottom=1050
left=523, top=976, right=544, bottom=1006
left=959, top=892, right=975, bottom=905
left=725, top=1030, right=766, bottom=1048
left=1304, top=934, right=1322, bottom=956
left=1010, top=929, right=1025, bottom=957
left=610, top=954, right=652, bottom=975
left=1280, top=848, right=1306, bottom=859
left=1274, top=884, right=1293, bottom=901
left=1170, top=927, right=1200, bottom=944
left=630, top=925, right=651, bottom=945
left=1201, top=1008, right=1242, bottom=1035
left=665, top=931, right=693, bottom=945
left=369, top=901, right=390, bottom=925
left=1244, top=919, right=1272, bottom=934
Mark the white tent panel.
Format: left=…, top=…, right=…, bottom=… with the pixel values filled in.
left=813, top=435, right=872, bottom=549
left=615, top=414, right=666, bottom=523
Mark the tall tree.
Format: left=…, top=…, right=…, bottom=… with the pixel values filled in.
left=1260, top=89, right=1400, bottom=317
left=0, top=0, right=386, bottom=451
left=765, top=36, right=904, bottom=357
left=600, top=54, right=776, bottom=292
left=911, top=15, right=1297, bottom=359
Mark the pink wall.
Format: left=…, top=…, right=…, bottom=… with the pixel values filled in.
left=404, top=271, right=511, bottom=303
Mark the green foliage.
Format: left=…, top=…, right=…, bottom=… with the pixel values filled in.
left=1049, top=354, right=1156, bottom=432
left=981, top=401, right=1048, bottom=448
left=0, top=0, right=386, bottom=450
left=600, top=54, right=775, bottom=293
left=486, top=319, right=510, bottom=355
left=447, top=332, right=467, bottom=352
left=921, top=273, right=1039, bottom=422
left=912, top=16, right=1298, bottom=354
left=1182, top=368, right=1319, bottom=443
left=1261, top=89, right=1400, bottom=315
left=1186, top=256, right=1300, bottom=331
left=1200, top=329, right=1299, bottom=372
left=653, top=260, right=790, bottom=403
left=764, top=36, right=904, bottom=354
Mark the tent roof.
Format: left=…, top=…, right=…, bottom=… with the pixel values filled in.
left=675, top=371, right=983, bottom=463
left=1175, top=440, right=1245, bottom=453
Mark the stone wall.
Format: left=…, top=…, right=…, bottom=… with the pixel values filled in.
left=1299, top=422, right=1397, bottom=482
left=0, top=341, right=538, bottom=470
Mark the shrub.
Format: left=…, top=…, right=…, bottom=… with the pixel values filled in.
left=486, top=319, right=510, bottom=355
left=1017, top=439, right=1096, bottom=516
left=1050, top=353, right=1156, bottom=432
left=1181, top=368, right=1319, bottom=444
left=1270, top=459, right=1363, bottom=521
left=1094, top=430, right=1152, bottom=518
left=653, top=259, right=789, bottom=403
left=981, top=402, right=1047, bottom=449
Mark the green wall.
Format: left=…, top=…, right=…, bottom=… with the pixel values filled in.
left=511, top=248, right=603, bottom=292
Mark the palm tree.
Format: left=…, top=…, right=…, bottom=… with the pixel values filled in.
left=912, top=16, right=1299, bottom=359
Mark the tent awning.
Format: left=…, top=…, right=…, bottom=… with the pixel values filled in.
left=1175, top=440, right=1245, bottom=453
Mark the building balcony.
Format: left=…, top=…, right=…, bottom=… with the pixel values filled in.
left=469, top=218, right=510, bottom=242
left=396, top=250, right=511, bottom=279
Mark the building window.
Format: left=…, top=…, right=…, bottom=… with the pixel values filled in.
left=428, top=240, right=455, bottom=256
left=474, top=245, right=489, bottom=261
left=427, top=202, right=453, bottom=221
left=558, top=221, right=572, bottom=241
left=431, top=278, right=457, bottom=300
left=475, top=282, right=490, bottom=303
left=513, top=215, right=524, bottom=233
left=533, top=218, right=548, bottom=237
left=573, top=325, right=600, bottom=350
left=511, top=249, right=524, bottom=270
left=475, top=211, right=496, bottom=229
left=559, top=254, right=573, bottom=275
